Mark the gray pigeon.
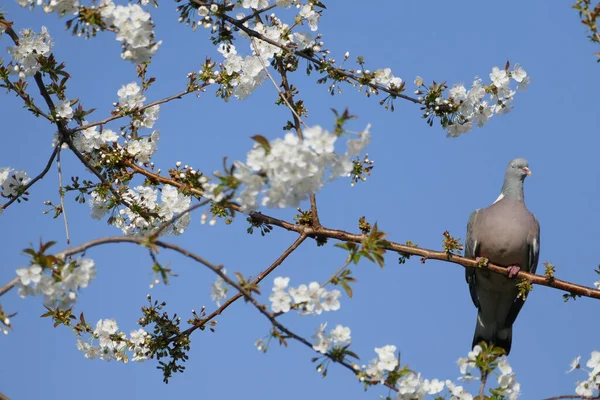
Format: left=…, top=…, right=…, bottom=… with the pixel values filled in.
left=465, top=158, right=540, bottom=355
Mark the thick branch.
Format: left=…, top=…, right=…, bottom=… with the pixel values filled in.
left=246, top=213, right=600, bottom=300
left=123, top=162, right=600, bottom=300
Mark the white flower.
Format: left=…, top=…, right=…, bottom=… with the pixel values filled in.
left=272, top=276, right=290, bottom=291
left=2, top=170, right=31, bottom=197
left=517, top=75, right=530, bottom=91
left=7, top=27, right=54, bottom=78
left=576, top=379, right=595, bottom=397
left=365, top=358, right=384, bottom=381
left=511, top=64, right=527, bottom=83
left=397, top=372, right=420, bottom=396
left=117, top=82, right=146, bottom=110
left=100, top=129, right=119, bottom=143
left=375, top=345, right=398, bottom=372
left=241, top=0, right=268, bottom=9
left=56, top=100, right=74, bottom=120
left=347, top=124, right=371, bottom=155
left=0, top=168, right=11, bottom=187
left=289, top=284, right=310, bottom=304
left=587, top=351, right=600, bottom=375
left=211, top=276, right=227, bottom=306
left=449, top=84, right=467, bottom=102
left=129, top=328, right=148, bottom=347
left=95, top=318, right=119, bottom=337
left=446, top=381, right=474, bottom=400
left=292, top=32, right=313, bottom=50
left=567, top=356, right=581, bottom=373
left=141, top=105, right=160, bottom=128
left=321, top=289, right=341, bottom=312
left=108, top=4, right=160, bottom=63
left=43, top=0, right=79, bottom=16
left=16, top=264, right=43, bottom=285
left=422, top=378, right=444, bottom=395
left=330, top=325, right=351, bottom=346
left=490, top=66, right=509, bottom=88
left=269, top=290, right=292, bottom=313
left=312, top=322, right=331, bottom=354
left=299, top=5, right=320, bottom=31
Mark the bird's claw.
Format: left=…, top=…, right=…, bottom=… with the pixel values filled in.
left=507, top=265, right=521, bottom=278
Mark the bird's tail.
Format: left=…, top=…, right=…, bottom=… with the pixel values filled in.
left=472, top=311, right=512, bottom=355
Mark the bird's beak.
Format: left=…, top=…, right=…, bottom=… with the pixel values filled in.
left=521, top=167, right=532, bottom=176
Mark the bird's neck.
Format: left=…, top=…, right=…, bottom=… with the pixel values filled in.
left=500, top=180, right=524, bottom=201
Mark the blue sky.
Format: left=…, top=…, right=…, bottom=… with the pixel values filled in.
left=1, top=0, right=599, bottom=398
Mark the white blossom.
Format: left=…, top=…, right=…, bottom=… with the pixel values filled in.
left=1, top=169, right=31, bottom=197
left=211, top=274, right=228, bottom=306
left=56, top=100, right=74, bottom=120
left=374, top=345, right=398, bottom=372
left=330, top=324, right=351, bottom=346
left=7, top=27, right=54, bottom=78
left=118, top=82, right=146, bottom=110
left=312, top=322, right=331, bottom=354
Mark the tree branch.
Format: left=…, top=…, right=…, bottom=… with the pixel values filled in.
left=123, top=162, right=600, bottom=300
left=192, top=1, right=421, bottom=104
left=179, top=233, right=308, bottom=337
left=1, top=146, right=60, bottom=210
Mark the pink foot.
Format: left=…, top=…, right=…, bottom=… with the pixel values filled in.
left=507, top=265, right=521, bottom=278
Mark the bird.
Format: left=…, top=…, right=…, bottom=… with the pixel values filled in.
left=464, top=158, right=540, bottom=355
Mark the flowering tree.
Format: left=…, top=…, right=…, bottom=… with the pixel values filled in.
left=1, top=1, right=600, bottom=399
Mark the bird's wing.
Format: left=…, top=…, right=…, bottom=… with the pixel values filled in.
left=505, top=213, right=540, bottom=326
left=465, top=209, right=481, bottom=308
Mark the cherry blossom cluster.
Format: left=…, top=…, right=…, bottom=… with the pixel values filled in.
left=76, top=318, right=150, bottom=363
left=355, top=344, right=445, bottom=398
left=370, top=68, right=404, bottom=91
left=14, top=0, right=160, bottom=62
left=90, top=183, right=191, bottom=236
left=215, top=124, right=370, bottom=211
left=569, top=351, right=600, bottom=397
left=16, top=0, right=78, bottom=17
left=363, top=344, right=400, bottom=381
left=311, top=322, right=351, bottom=354
left=6, top=26, right=54, bottom=78
left=415, top=63, right=529, bottom=137
left=268, top=277, right=341, bottom=315
left=0, top=167, right=31, bottom=200
left=456, top=345, right=520, bottom=399
left=16, top=257, right=96, bottom=309
left=209, top=3, right=320, bottom=100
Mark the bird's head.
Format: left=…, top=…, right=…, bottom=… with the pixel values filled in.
left=506, top=158, right=531, bottom=181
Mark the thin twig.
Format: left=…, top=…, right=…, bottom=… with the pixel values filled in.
left=479, top=370, right=488, bottom=400
left=238, top=4, right=277, bottom=23
left=1, top=146, right=60, bottom=210
left=250, top=38, right=308, bottom=129
left=57, top=150, right=72, bottom=255
left=194, top=3, right=421, bottom=104
left=179, top=233, right=308, bottom=337
left=321, top=256, right=352, bottom=287
left=73, top=88, right=202, bottom=133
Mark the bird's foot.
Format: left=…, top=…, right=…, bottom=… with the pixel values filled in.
left=506, top=265, right=521, bottom=278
